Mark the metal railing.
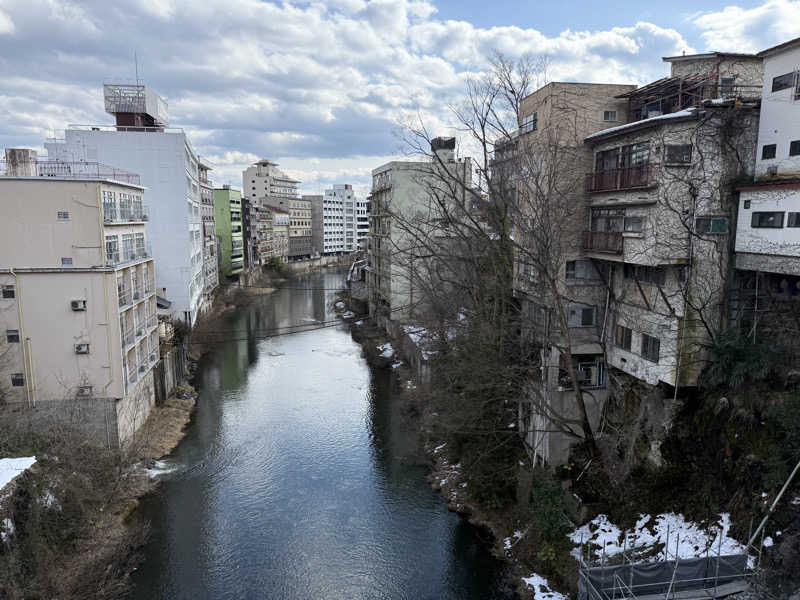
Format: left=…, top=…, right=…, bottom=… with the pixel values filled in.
left=121, top=328, right=134, bottom=348
left=146, top=314, right=157, bottom=329
left=582, top=231, right=623, bottom=254
left=0, top=160, right=141, bottom=185
left=133, top=286, right=143, bottom=301
left=585, top=164, right=653, bottom=193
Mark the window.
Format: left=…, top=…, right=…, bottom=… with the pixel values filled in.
left=744, top=199, right=751, bottom=209
left=11, top=373, right=24, bottom=387
left=623, top=216, right=644, bottom=233
left=790, top=140, right=800, bottom=157
left=6, top=330, right=19, bottom=343
left=603, top=110, right=617, bottom=122
left=665, top=144, right=692, bottom=164
left=621, top=142, right=650, bottom=167
left=122, top=234, right=135, bottom=261
left=568, top=305, right=596, bottom=327
left=57, top=210, right=70, bottom=220
left=61, top=257, right=73, bottom=266
left=624, top=263, right=666, bottom=286
left=762, top=144, right=777, bottom=160
left=772, top=72, right=795, bottom=93
left=751, top=212, right=784, bottom=228
left=565, top=261, right=576, bottom=280
left=106, top=235, right=119, bottom=264
left=720, top=76, right=735, bottom=96
left=641, top=334, right=660, bottom=363
left=615, top=325, right=632, bottom=351
left=695, top=217, right=729, bottom=234
left=2, top=285, right=14, bottom=299
left=788, top=213, right=800, bottom=227
left=521, top=111, right=538, bottom=133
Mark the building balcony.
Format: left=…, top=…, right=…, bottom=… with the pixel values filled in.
left=146, top=314, right=157, bottom=329
left=104, top=204, right=149, bottom=223
left=585, top=164, right=653, bottom=193
left=121, top=328, right=134, bottom=348
left=581, top=231, right=623, bottom=254
left=133, top=286, right=143, bottom=301
left=144, top=280, right=155, bottom=294
left=118, top=288, right=131, bottom=307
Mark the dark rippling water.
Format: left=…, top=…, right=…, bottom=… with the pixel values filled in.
left=131, top=269, right=517, bottom=600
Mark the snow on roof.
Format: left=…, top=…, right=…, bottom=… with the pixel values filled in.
left=586, top=108, right=698, bottom=141
left=0, top=456, right=36, bottom=491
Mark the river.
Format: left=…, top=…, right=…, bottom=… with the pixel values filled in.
left=132, top=269, right=517, bottom=599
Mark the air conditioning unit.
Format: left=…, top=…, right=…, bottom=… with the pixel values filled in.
left=75, top=343, right=90, bottom=354
left=71, top=299, right=87, bottom=311
left=76, top=385, right=93, bottom=397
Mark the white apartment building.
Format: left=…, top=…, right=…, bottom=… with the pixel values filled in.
left=732, top=37, right=800, bottom=347
left=0, top=150, right=158, bottom=446
left=44, top=83, right=213, bottom=326
left=321, top=184, right=368, bottom=254
left=198, top=159, right=219, bottom=308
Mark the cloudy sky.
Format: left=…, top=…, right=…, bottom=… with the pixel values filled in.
left=0, top=0, right=797, bottom=196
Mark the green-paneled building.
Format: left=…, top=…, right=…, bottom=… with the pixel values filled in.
left=214, top=186, right=244, bottom=279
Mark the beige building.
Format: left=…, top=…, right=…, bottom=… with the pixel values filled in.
left=0, top=151, right=158, bottom=446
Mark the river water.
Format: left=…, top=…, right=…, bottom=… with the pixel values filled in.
left=132, top=269, right=516, bottom=599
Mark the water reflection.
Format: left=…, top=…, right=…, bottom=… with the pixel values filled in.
left=132, top=269, right=515, bottom=599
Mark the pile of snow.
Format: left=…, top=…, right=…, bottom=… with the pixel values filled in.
left=0, top=456, right=36, bottom=491
left=406, top=380, right=417, bottom=390
left=334, top=301, right=345, bottom=309
left=521, top=573, right=567, bottom=600
left=569, top=513, right=747, bottom=562
left=402, top=324, right=428, bottom=344
left=433, top=443, right=447, bottom=454
left=503, top=530, right=525, bottom=550
left=355, top=320, right=363, bottom=326
left=377, top=343, right=394, bottom=358
left=391, top=360, right=403, bottom=369
left=342, top=311, right=355, bottom=319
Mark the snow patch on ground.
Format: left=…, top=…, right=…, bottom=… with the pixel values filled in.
left=376, top=343, right=394, bottom=358
left=342, top=311, right=356, bottom=319
left=391, top=360, right=403, bottom=369
left=406, top=380, right=416, bottom=390
left=522, top=573, right=567, bottom=600
left=355, top=321, right=363, bottom=325
left=433, top=443, right=447, bottom=454
left=334, top=301, right=345, bottom=309
left=0, top=456, right=36, bottom=491
left=1, top=518, right=14, bottom=542
left=569, top=513, right=747, bottom=562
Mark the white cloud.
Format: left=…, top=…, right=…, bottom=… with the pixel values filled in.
left=692, top=0, right=800, bottom=53
left=0, top=0, right=793, bottom=197
left=0, top=9, right=15, bottom=34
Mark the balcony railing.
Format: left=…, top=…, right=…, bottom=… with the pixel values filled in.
left=128, top=366, right=138, bottom=384
left=121, top=328, right=134, bottom=348
left=146, top=314, right=157, bottom=329
left=144, top=279, right=155, bottom=294
left=133, top=286, right=143, bottom=301
left=585, top=164, right=653, bottom=193
left=581, top=231, right=623, bottom=254
left=0, top=159, right=141, bottom=185
left=114, top=205, right=149, bottom=222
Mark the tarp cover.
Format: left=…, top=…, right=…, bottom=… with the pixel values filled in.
left=578, top=555, right=748, bottom=599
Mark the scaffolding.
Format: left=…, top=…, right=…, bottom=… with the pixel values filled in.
left=575, top=523, right=763, bottom=600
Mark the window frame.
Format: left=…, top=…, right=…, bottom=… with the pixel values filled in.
left=623, top=216, right=644, bottom=233
left=772, top=72, right=795, bottom=93
left=762, top=144, right=777, bottom=160
left=1, top=285, right=14, bottom=299
left=695, top=217, right=729, bottom=234
left=603, top=110, right=617, bottom=122
left=615, top=325, right=632, bottom=351
left=665, top=144, right=692, bottom=164
left=790, top=140, right=800, bottom=157
left=6, top=329, right=19, bottom=343
left=751, top=211, right=784, bottom=228
left=11, top=373, right=24, bottom=387
left=641, top=334, right=660, bottom=363
left=787, top=212, right=800, bottom=228
left=521, top=111, right=538, bottom=133
left=57, top=210, right=70, bottom=221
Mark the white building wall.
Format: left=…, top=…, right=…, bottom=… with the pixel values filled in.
left=45, top=129, right=204, bottom=324
left=755, top=45, right=800, bottom=179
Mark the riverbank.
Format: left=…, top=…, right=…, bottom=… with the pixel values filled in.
left=0, top=385, right=197, bottom=598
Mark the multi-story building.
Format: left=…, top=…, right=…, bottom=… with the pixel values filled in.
left=310, top=194, right=324, bottom=255
left=319, top=185, right=369, bottom=254
left=0, top=149, right=158, bottom=446
left=242, top=195, right=260, bottom=268
left=258, top=207, right=275, bottom=264
left=272, top=208, right=290, bottom=262
left=214, top=185, right=244, bottom=280
left=45, top=83, right=213, bottom=325
left=242, top=159, right=309, bottom=262
left=198, top=159, right=219, bottom=307
left=514, top=61, right=764, bottom=464
left=732, top=37, right=800, bottom=351
left=368, top=137, right=471, bottom=322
